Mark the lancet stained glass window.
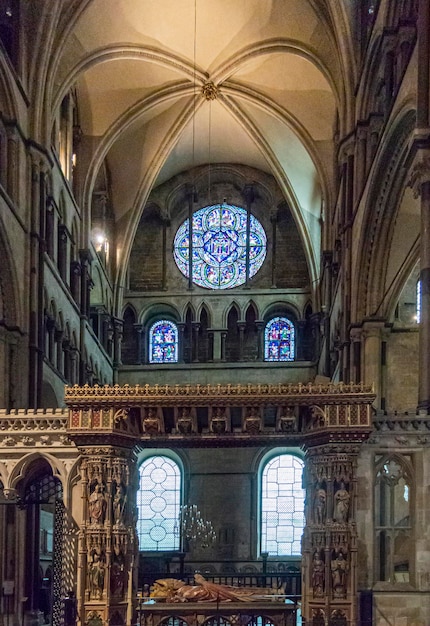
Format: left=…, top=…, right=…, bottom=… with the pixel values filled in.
left=137, top=456, right=181, bottom=551
left=149, top=320, right=178, bottom=363
left=264, top=317, right=295, bottom=361
left=261, top=454, right=305, bottom=556
left=173, top=203, right=267, bottom=289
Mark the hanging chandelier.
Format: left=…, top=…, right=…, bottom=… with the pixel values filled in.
left=176, top=504, right=216, bottom=549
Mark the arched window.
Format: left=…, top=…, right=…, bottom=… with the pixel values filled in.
left=261, top=454, right=304, bottom=556
left=375, top=455, right=412, bottom=583
left=264, top=317, right=295, bottom=361
left=149, top=320, right=178, bottom=363
left=137, top=456, right=181, bottom=551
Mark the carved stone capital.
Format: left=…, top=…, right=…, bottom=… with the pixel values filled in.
left=408, top=150, right=430, bottom=198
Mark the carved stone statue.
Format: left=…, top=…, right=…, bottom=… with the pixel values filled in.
left=89, top=552, right=105, bottom=600
left=150, top=574, right=281, bottom=603
left=113, top=482, right=126, bottom=525
left=333, top=481, right=350, bottom=523
left=110, top=546, right=125, bottom=597
left=88, top=482, right=107, bottom=525
left=331, top=551, right=348, bottom=598
left=314, top=485, right=326, bottom=525
left=311, top=550, right=325, bottom=597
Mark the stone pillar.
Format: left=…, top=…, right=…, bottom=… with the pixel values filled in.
left=55, top=329, right=64, bottom=374
left=192, top=322, right=200, bottom=362
left=220, top=330, right=227, bottom=362
left=177, top=323, right=185, bottom=363
left=255, top=321, right=264, bottom=360
left=302, top=442, right=361, bottom=626
left=28, top=156, right=44, bottom=408
left=76, top=442, right=139, bottom=626
left=270, top=210, right=278, bottom=287
left=296, top=320, right=306, bottom=360
left=133, top=324, right=143, bottom=365
left=238, top=321, right=246, bottom=361
left=58, top=224, right=69, bottom=283
left=362, top=319, right=386, bottom=409
left=409, top=151, right=430, bottom=408
left=349, top=326, right=362, bottom=384
left=70, top=260, right=82, bottom=305
left=355, top=125, right=367, bottom=203
left=113, top=318, right=124, bottom=368
left=6, top=126, right=18, bottom=202
left=79, top=249, right=93, bottom=318
left=46, top=317, right=56, bottom=364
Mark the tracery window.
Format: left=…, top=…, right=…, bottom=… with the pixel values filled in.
left=375, top=455, right=412, bottom=583
left=137, top=456, right=181, bottom=551
left=173, top=203, right=267, bottom=289
left=149, top=320, right=178, bottom=363
left=261, top=454, right=305, bottom=556
left=264, top=317, right=295, bottom=361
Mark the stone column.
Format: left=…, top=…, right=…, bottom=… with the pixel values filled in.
left=79, top=249, right=93, bottom=318
left=113, top=318, right=124, bottom=368
left=238, top=321, right=246, bottom=361
left=270, top=210, right=278, bottom=287
left=220, top=330, right=227, bottom=362
left=133, top=324, right=143, bottom=365
left=362, top=319, right=386, bottom=409
left=6, top=126, right=18, bottom=202
left=302, top=441, right=361, bottom=626
left=296, top=320, right=306, bottom=360
left=192, top=322, right=200, bottom=362
left=46, top=317, right=56, bottom=364
left=409, top=151, right=430, bottom=408
left=177, top=323, right=185, bottom=363
left=75, top=442, right=139, bottom=626
left=58, top=224, right=69, bottom=283
left=255, top=321, right=264, bottom=360
left=55, top=329, right=64, bottom=374
left=349, top=326, right=362, bottom=384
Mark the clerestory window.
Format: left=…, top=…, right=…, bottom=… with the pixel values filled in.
left=264, top=317, right=295, bottom=361
left=149, top=320, right=178, bottom=363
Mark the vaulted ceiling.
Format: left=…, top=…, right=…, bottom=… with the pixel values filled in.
left=49, top=0, right=356, bottom=285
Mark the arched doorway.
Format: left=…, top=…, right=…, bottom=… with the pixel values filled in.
left=18, top=462, right=64, bottom=626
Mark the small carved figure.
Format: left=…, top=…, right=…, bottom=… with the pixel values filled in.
left=311, top=551, right=325, bottom=597
left=88, top=482, right=107, bottom=525
left=333, top=481, right=350, bottom=523
left=113, top=482, right=126, bottom=525
left=331, top=551, right=347, bottom=598
left=314, top=485, right=327, bottom=525
left=89, top=552, right=105, bottom=600
left=110, top=547, right=125, bottom=597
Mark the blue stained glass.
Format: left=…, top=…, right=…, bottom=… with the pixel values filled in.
left=149, top=320, right=178, bottom=363
left=264, top=317, right=295, bottom=361
left=173, top=203, right=267, bottom=289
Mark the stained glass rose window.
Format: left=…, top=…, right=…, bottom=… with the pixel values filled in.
left=173, top=203, right=267, bottom=289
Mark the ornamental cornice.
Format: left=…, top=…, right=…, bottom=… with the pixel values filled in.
left=65, top=382, right=375, bottom=407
